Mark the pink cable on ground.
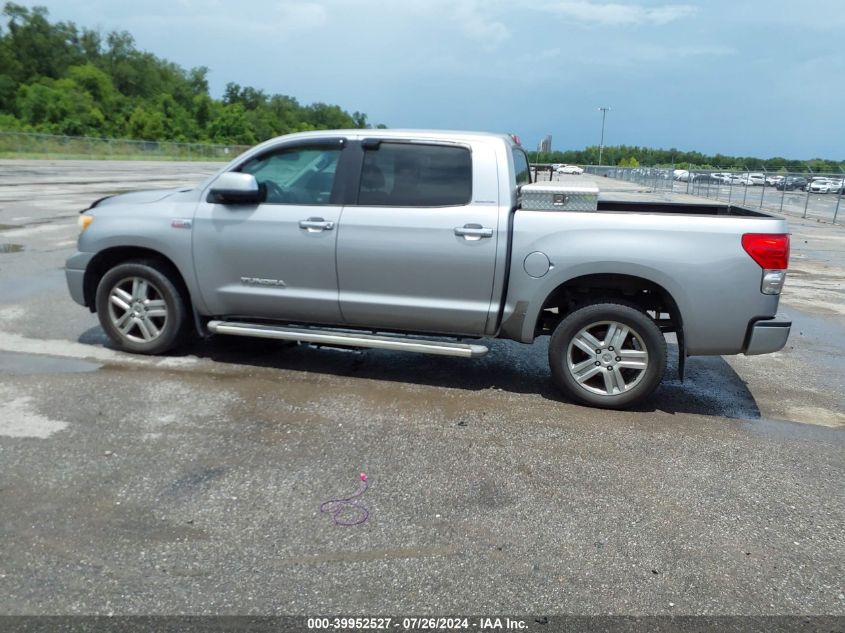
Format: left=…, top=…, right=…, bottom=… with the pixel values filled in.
left=320, top=473, right=370, bottom=526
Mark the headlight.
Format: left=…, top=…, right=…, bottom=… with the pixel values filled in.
left=78, top=214, right=94, bottom=234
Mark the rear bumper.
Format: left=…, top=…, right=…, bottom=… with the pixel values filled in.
left=744, top=315, right=791, bottom=355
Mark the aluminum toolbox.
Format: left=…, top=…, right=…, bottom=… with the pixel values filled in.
left=520, top=182, right=599, bottom=211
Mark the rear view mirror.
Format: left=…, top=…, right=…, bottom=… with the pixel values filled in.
left=209, top=172, right=261, bottom=204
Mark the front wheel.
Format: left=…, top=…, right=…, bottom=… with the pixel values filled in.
left=95, top=261, right=188, bottom=355
left=549, top=301, right=667, bottom=409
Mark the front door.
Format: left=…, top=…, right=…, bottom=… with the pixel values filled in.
left=336, top=140, right=500, bottom=336
left=193, top=141, right=346, bottom=324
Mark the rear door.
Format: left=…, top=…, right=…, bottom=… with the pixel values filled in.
left=192, top=139, right=347, bottom=324
left=336, top=139, right=500, bottom=335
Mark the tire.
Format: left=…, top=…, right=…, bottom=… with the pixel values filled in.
left=548, top=300, right=667, bottom=410
left=95, top=260, right=188, bottom=355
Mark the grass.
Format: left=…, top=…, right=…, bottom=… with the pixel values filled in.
left=0, top=151, right=228, bottom=161
left=0, top=134, right=248, bottom=162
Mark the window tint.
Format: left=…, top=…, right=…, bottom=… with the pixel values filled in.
left=358, top=143, right=472, bottom=207
left=512, top=147, right=531, bottom=186
left=240, top=146, right=341, bottom=205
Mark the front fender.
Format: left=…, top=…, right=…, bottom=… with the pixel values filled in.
left=78, top=218, right=209, bottom=315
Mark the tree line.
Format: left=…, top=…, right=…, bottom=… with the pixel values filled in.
left=530, top=144, right=843, bottom=173
left=0, top=3, right=378, bottom=145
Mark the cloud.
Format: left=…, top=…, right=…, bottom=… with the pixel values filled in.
left=583, top=42, right=736, bottom=67
left=120, top=1, right=327, bottom=37
left=675, top=45, right=736, bottom=58
left=277, top=1, right=328, bottom=28
left=403, top=0, right=510, bottom=50
left=536, top=1, right=698, bottom=26
left=646, top=5, right=698, bottom=25
left=458, top=11, right=510, bottom=50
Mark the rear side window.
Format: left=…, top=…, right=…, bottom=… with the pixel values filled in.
left=357, top=143, right=472, bottom=207
left=512, top=147, right=531, bottom=186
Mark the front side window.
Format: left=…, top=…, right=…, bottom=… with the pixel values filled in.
left=357, top=143, right=472, bottom=207
left=240, top=146, right=342, bottom=205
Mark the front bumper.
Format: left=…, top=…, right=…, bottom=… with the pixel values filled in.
left=65, top=251, right=95, bottom=307
left=744, top=315, right=791, bottom=355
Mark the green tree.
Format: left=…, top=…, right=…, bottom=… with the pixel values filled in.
left=0, top=4, right=384, bottom=142
left=127, top=105, right=165, bottom=140
left=2, top=3, right=84, bottom=81
left=208, top=103, right=256, bottom=145
left=16, top=78, right=105, bottom=135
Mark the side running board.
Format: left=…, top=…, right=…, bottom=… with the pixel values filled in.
left=206, top=320, right=489, bottom=358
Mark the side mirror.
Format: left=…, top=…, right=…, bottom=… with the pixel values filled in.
left=209, top=172, right=261, bottom=204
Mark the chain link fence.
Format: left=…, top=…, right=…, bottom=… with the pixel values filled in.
left=0, top=131, right=250, bottom=161
left=533, top=163, right=844, bottom=224
left=584, top=165, right=675, bottom=192
left=678, top=168, right=844, bottom=223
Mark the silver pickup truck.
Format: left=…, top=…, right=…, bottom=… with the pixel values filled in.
left=66, top=130, right=791, bottom=409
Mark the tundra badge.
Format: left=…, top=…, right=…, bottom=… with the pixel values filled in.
left=240, top=277, right=286, bottom=287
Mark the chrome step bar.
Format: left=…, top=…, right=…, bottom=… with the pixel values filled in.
left=207, top=320, right=489, bottom=358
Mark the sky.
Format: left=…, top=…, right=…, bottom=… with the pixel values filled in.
left=12, top=0, right=845, bottom=160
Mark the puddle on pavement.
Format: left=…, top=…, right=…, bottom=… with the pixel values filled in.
left=0, top=243, right=24, bottom=253
left=0, top=350, right=101, bottom=375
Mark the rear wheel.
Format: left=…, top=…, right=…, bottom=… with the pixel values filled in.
left=549, top=300, right=667, bottom=409
left=95, top=261, right=188, bottom=354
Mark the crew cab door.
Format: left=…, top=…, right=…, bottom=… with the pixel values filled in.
left=336, top=140, right=500, bottom=335
left=192, top=139, right=347, bottom=324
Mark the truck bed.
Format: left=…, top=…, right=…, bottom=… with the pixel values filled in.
left=596, top=200, right=773, bottom=217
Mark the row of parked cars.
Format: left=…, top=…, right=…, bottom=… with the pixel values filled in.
left=676, top=170, right=844, bottom=193
left=787, top=177, right=845, bottom=193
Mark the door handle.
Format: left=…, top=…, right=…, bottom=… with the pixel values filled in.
left=299, top=218, right=335, bottom=232
left=454, top=224, right=493, bottom=240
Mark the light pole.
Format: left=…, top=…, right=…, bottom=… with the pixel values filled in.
left=597, top=106, right=610, bottom=166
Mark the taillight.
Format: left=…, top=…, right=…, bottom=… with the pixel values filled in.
left=743, top=233, right=789, bottom=295
left=742, top=233, right=790, bottom=270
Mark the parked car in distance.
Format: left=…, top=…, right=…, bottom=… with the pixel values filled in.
left=826, top=178, right=844, bottom=193
left=556, top=164, right=584, bottom=175
left=673, top=169, right=690, bottom=182
left=775, top=176, right=808, bottom=191
left=739, top=173, right=766, bottom=186
left=691, top=173, right=723, bottom=184
left=808, top=179, right=834, bottom=194
left=765, top=175, right=784, bottom=186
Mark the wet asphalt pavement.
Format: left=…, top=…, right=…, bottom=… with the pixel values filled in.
left=0, top=160, right=842, bottom=616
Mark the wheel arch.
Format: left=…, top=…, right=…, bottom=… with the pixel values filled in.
left=534, top=272, right=687, bottom=379
left=83, top=246, right=192, bottom=317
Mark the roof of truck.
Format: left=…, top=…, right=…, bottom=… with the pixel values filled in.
left=257, top=128, right=518, bottom=146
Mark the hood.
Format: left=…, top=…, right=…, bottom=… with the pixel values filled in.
left=87, top=188, right=189, bottom=210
